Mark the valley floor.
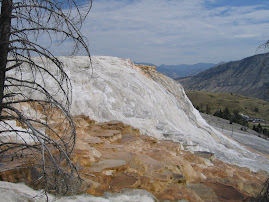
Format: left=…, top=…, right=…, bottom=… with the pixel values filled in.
left=201, top=113, right=269, bottom=155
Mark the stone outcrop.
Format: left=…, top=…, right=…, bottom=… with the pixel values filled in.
left=70, top=115, right=268, bottom=201
left=0, top=113, right=268, bottom=201
left=135, top=64, right=157, bottom=70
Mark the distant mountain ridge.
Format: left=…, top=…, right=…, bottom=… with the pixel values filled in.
left=179, top=53, right=269, bottom=101
left=135, top=62, right=215, bottom=78
left=157, top=63, right=216, bottom=79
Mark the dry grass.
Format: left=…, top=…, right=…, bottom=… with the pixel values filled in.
left=186, top=91, right=269, bottom=122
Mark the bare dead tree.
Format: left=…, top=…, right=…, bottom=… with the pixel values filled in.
left=0, top=0, right=92, bottom=196
left=257, top=41, right=269, bottom=100
left=257, top=40, right=269, bottom=52
left=255, top=40, right=269, bottom=202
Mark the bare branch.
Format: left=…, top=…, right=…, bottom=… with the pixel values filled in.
left=0, top=0, right=92, bottom=196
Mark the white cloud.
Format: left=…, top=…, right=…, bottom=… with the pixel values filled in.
left=234, top=34, right=258, bottom=38
left=81, top=0, right=269, bottom=65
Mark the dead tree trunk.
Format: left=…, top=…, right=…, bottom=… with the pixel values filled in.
left=0, top=0, right=12, bottom=115
left=0, top=0, right=92, bottom=195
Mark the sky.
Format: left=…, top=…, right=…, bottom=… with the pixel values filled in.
left=81, top=0, right=269, bottom=65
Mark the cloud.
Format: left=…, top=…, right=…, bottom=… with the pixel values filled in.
left=234, top=34, right=258, bottom=39
left=81, top=0, right=269, bottom=65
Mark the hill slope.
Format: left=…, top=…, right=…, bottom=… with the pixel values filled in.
left=157, top=63, right=215, bottom=79
left=8, top=56, right=269, bottom=172
left=186, top=91, right=269, bottom=121
left=179, top=53, right=269, bottom=101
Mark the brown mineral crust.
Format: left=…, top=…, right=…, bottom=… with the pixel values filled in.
left=83, top=136, right=104, bottom=145
left=110, top=174, right=138, bottom=190
left=69, top=115, right=268, bottom=201
left=201, top=182, right=252, bottom=202
left=1, top=114, right=268, bottom=201
left=88, top=159, right=127, bottom=173
left=135, top=64, right=157, bottom=71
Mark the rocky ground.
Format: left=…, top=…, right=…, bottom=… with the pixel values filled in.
left=67, top=116, right=269, bottom=201
left=0, top=114, right=268, bottom=201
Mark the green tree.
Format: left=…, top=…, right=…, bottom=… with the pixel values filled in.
left=263, top=128, right=268, bottom=136
left=223, top=107, right=231, bottom=120
left=206, top=104, right=211, bottom=114
left=213, top=109, right=223, bottom=118
left=199, top=103, right=204, bottom=113
left=232, top=110, right=248, bottom=126
left=257, top=123, right=263, bottom=133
